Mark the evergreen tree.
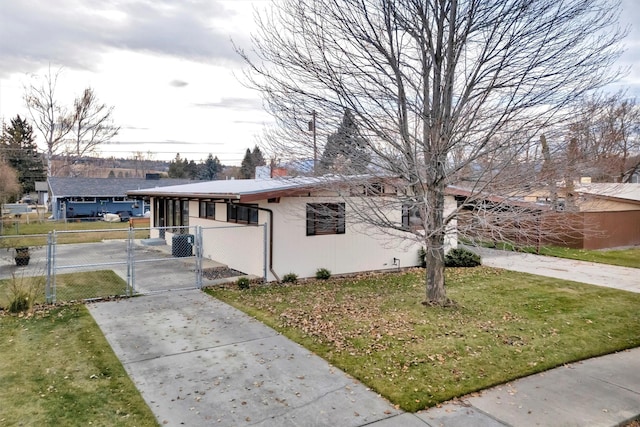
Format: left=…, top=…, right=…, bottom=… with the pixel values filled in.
left=319, top=109, right=370, bottom=174
left=0, top=115, right=46, bottom=193
left=252, top=145, right=266, bottom=168
left=240, top=146, right=267, bottom=179
left=185, top=159, right=199, bottom=180
left=168, top=153, right=188, bottom=178
left=199, top=154, right=222, bottom=180
left=240, top=148, right=254, bottom=179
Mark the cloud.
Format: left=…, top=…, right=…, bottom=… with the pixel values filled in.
left=0, top=0, right=248, bottom=78
left=193, top=97, right=264, bottom=111
left=169, top=79, right=189, bottom=88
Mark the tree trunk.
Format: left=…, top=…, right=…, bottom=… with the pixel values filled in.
left=424, top=184, right=447, bottom=305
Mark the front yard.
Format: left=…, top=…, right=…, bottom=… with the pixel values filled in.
left=0, top=305, right=157, bottom=426
left=206, top=267, right=640, bottom=412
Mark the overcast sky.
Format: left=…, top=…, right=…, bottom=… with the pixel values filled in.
left=0, top=0, right=639, bottom=165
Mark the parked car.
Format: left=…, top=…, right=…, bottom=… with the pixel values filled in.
left=115, top=211, right=133, bottom=222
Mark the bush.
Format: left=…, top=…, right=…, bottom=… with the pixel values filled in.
left=315, top=268, right=331, bottom=280
left=445, top=248, right=481, bottom=268
left=418, top=247, right=427, bottom=268
left=282, top=273, right=298, bottom=283
left=6, top=273, right=43, bottom=313
left=236, top=277, right=251, bottom=290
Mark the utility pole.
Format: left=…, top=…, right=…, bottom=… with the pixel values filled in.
left=309, top=110, right=317, bottom=175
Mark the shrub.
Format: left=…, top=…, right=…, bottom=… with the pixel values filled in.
left=315, top=268, right=331, bottom=280
left=6, top=273, right=43, bottom=313
left=282, top=273, right=298, bottom=283
left=236, top=277, right=251, bottom=290
left=418, top=247, right=427, bottom=268
left=445, top=248, right=481, bottom=268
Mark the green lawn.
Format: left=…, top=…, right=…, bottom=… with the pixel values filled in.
left=0, top=219, right=150, bottom=248
left=476, top=240, right=640, bottom=268
left=0, top=305, right=158, bottom=426
left=0, top=270, right=129, bottom=309
left=206, top=267, right=640, bottom=412
left=537, top=246, right=640, bottom=268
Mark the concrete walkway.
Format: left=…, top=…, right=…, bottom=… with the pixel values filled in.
left=88, top=249, right=640, bottom=426
left=468, top=246, right=640, bottom=294
left=87, top=291, right=402, bottom=427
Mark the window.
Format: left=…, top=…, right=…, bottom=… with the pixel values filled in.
left=181, top=200, right=189, bottom=227
left=306, top=203, right=345, bottom=236
left=157, top=198, right=189, bottom=231
left=227, top=204, right=259, bottom=224
left=402, top=204, right=423, bottom=229
left=199, top=201, right=216, bottom=219
left=68, top=197, right=96, bottom=203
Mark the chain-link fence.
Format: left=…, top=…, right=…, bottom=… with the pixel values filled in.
left=1, top=224, right=267, bottom=307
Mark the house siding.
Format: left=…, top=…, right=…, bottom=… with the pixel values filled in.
left=148, top=196, right=457, bottom=282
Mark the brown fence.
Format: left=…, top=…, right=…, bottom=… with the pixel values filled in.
left=460, top=210, right=640, bottom=250
left=580, top=210, right=640, bottom=249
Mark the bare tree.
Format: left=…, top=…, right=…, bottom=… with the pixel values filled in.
left=239, top=0, right=625, bottom=305
left=24, top=67, right=74, bottom=176
left=67, top=88, right=119, bottom=173
left=567, top=92, right=640, bottom=182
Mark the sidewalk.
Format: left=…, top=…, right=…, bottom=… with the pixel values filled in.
left=413, top=347, right=640, bottom=427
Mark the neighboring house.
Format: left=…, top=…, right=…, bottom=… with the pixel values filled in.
left=128, top=176, right=458, bottom=282
left=567, top=183, right=640, bottom=249
left=48, top=177, right=194, bottom=220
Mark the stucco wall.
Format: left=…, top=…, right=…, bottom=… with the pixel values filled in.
left=260, top=195, right=457, bottom=280
left=150, top=196, right=457, bottom=282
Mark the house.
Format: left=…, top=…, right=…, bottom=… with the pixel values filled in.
left=566, top=183, right=640, bottom=249
left=48, top=177, right=194, bottom=220
left=128, top=176, right=458, bottom=282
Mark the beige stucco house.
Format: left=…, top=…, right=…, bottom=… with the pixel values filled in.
left=128, top=176, right=457, bottom=281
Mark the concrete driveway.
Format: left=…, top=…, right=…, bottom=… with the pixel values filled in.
left=468, top=246, right=640, bottom=293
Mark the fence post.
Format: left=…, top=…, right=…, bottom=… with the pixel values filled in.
left=195, top=226, right=203, bottom=289
left=45, top=231, right=52, bottom=303
left=127, top=227, right=135, bottom=296
left=50, top=231, right=57, bottom=303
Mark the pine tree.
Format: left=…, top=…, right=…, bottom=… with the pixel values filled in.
left=199, top=154, right=223, bottom=180
left=240, top=146, right=267, bottom=179
left=319, top=110, right=370, bottom=174
left=252, top=146, right=266, bottom=168
left=168, top=153, right=188, bottom=178
left=0, top=115, right=46, bottom=194
left=240, top=148, right=254, bottom=179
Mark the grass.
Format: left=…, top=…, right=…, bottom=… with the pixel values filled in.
left=0, top=270, right=129, bottom=309
left=0, top=305, right=158, bottom=426
left=206, top=267, right=640, bottom=412
left=536, top=246, right=640, bottom=268
left=0, top=221, right=150, bottom=248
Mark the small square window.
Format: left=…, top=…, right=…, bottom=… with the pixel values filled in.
left=306, top=203, right=345, bottom=236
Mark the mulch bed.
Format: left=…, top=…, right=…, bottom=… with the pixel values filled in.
left=202, top=267, right=246, bottom=280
